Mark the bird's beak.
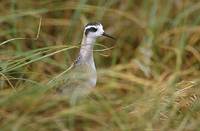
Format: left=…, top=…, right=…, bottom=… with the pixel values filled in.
left=102, top=32, right=116, bottom=40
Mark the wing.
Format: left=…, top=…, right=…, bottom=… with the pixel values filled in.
left=56, top=63, right=96, bottom=97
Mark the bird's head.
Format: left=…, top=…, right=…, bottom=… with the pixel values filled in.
left=84, top=22, right=115, bottom=40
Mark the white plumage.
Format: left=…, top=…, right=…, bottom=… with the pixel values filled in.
left=56, top=22, right=115, bottom=101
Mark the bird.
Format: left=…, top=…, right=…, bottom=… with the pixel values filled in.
left=55, top=22, right=115, bottom=102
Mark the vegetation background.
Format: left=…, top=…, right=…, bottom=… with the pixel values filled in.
left=0, top=0, right=200, bottom=130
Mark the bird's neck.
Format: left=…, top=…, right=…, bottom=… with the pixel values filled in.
left=77, top=35, right=96, bottom=67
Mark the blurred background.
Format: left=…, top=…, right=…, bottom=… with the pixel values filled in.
left=0, top=0, right=200, bottom=130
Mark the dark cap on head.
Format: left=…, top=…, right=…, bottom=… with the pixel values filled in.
left=85, top=22, right=101, bottom=27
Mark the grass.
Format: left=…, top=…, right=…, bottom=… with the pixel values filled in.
left=0, top=0, right=200, bottom=130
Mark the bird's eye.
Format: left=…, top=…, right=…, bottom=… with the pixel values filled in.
left=89, top=27, right=97, bottom=32
left=85, top=27, right=98, bottom=35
